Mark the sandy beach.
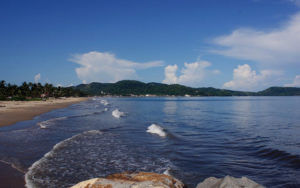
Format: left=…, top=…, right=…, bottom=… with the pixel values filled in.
left=0, top=97, right=88, bottom=127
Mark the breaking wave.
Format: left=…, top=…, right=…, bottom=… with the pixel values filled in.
left=100, top=100, right=109, bottom=106
left=37, top=110, right=109, bottom=129
left=38, top=117, right=68, bottom=129
left=112, top=109, right=125, bottom=118
left=25, top=130, right=173, bottom=188
left=147, top=124, right=167, bottom=137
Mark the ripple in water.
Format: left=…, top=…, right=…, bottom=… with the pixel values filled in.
left=25, top=130, right=173, bottom=188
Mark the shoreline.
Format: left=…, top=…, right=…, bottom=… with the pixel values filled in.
left=0, top=97, right=89, bottom=127
left=0, top=161, right=25, bottom=188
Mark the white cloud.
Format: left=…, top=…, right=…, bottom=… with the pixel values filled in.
left=213, top=12, right=300, bottom=67
left=70, top=51, right=164, bottom=83
left=162, top=60, right=213, bottom=87
left=163, top=64, right=178, bottom=84
left=34, top=73, right=41, bottom=83
left=223, top=64, right=282, bottom=91
left=284, top=75, right=300, bottom=87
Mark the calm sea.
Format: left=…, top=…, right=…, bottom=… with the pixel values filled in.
left=0, top=97, right=300, bottom=188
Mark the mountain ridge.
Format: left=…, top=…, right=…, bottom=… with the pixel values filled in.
left=74, top=80, right=300, bottom=96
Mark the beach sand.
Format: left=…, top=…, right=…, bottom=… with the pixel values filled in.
left=0, top=97, right=88, bottom=127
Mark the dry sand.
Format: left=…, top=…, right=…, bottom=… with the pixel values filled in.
left=0, top=97, right=88, bottom=127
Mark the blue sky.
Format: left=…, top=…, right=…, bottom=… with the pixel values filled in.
left=1, top=0, right=300, bottom=91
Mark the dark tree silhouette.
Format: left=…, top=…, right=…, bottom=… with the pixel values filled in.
left=0, top=80, right=86, bottom=101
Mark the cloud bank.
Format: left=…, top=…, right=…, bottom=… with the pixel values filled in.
left=223, top=64, right=281, bottom=91
left=70, top=51, right=163, bottom=83
left=213, top=13, right=300, bottom=67
left=34, top=73, right=41, bottom=83
left=163, top=60, right=217, bottom=87
left=284, top=75, right=300, bottom=87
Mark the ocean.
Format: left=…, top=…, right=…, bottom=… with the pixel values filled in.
left=0, top=97, right=300, bottom=188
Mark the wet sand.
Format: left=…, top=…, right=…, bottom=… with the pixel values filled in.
left=0, top=97, right=88, bottom=127
left=0, top=161, right=25, bottom=188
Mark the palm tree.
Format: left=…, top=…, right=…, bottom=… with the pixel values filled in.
left=20, top=82, right=30, bottom=97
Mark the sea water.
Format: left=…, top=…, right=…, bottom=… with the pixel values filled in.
left=0, top=97, right=300, bottom=187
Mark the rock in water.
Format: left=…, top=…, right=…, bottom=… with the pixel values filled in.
left=196, top=176, right=265, bottom=188
left=71, top=172, right=185, bottom=188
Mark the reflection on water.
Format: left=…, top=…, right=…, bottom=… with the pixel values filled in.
left=163, top=99, right=177, bottom=115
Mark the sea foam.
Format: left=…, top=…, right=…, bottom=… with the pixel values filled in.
left=38, top=117, right=68, bottom=129
left=25, top=130, right=103, bottom=188
left=112, top=109, right=125, bottom=118
left=147, top=124, right=167, bottom=137
left=100, top=100, right=109, bottom=106
left=25, top=130, right=172, bottom=188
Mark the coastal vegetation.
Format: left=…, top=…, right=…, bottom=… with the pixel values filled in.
left=75, top=80, right=300, bottom=96
left=0, top=80, right=85, bottom=101
left=1, top=80, right=300, bottom=100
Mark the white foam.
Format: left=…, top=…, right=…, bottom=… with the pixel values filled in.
left=100, top=100, right=109, bottom=106
left=37, top=117, right=68, bottom=129
left=25, top=130, right=173, bottom=188
left=25, top=130, right=103, bottom=188
left=104, top=108, right=108, bottom=111
left=163, top=168, right=171, bottom=176
left=147, top=124, right=167, bottom=137
left=112, top=109, right=125, bottom=118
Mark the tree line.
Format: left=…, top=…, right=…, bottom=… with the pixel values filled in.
left=0, top=80, right=86, bottom=100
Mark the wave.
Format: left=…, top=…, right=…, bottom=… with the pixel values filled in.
left=254, top=147, right=300, bottom=169
left=112, top=109, right=125, bottom=118
left=147, top=124, right=167, bottom=137
left=37, top=110, right=107, bottom=129
left=38, top=117, right=68, bottom=129
left=25, top=130, right=103, bottom=188
left=0, top=159, right=26, bottom=174
left=100, top=100, right=109, bottom=106
left=25, top=130, right=173, bottom=188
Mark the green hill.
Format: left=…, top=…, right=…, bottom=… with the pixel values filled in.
left=75, top=80, right=300, bottom=96
left=257, top=87, right=300, bottom=96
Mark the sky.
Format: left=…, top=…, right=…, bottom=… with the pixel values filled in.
left=1, top=0, right=300, bottom=91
